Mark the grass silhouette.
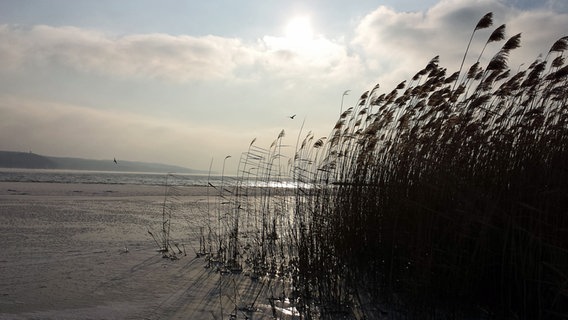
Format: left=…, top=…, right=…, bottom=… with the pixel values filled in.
left=207, top=12, right=568, bottom=319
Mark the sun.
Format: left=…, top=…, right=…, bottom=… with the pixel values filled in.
left=284, top=15, right=314, bottom=43
left=269, top=14, right=331, bottom=58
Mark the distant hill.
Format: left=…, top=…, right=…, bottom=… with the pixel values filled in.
left=0, top=151, right=205, bottom=174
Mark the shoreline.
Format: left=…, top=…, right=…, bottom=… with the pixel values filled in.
left=0, top=181, right=213, bottom=198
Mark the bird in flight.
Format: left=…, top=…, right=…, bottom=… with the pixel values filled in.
left=114, top=158, right=118, bottom=164
left=289, top=114, right=296, bottom=119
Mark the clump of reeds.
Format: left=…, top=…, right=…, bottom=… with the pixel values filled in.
left=203, top=130, right=298, bottom=280
left=208, top=12, right=567, bottom=319
left=289, top=12, right=568, bottom=319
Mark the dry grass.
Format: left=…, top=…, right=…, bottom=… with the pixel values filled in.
left=210, top=12, right=568, bottom=319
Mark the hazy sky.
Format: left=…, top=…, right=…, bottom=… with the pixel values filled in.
left=1, top=0, right=566, bottom=173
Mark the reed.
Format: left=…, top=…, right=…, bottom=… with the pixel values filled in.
left=196, top=12, right=567, bottom=319
left=286, top=13, right=568, bottom=319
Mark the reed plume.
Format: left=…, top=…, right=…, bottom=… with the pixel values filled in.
left=212, top=11, right=567, bottom=320
left=284, top=12, right=568, bottom=319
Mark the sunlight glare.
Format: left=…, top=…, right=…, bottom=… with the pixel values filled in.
left=262, top=14, right=337, bottom=63
left=285, top=16, right=314, bottom=42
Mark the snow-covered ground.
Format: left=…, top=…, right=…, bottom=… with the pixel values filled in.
left=0, top=182, right=297, bottom=319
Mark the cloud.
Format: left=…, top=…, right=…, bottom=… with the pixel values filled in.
left=0, top=2, right=565, bottom=91
left=0, top=24, right=255, bottom=81
left=352, top=0, right=567, bottom=90
left=257, top=34, right=363, bottom=81
left=0, top=23, right=362, bottom=85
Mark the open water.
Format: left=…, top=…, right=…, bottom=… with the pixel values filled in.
left=0, top=168, right=301, bottom=189
left=0, top=168, right=222, bottom=186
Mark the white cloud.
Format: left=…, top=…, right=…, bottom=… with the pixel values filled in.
left=257, top=34, right=363, bottom=83
left=352, top=0, right=567, bottom=90
left=0, top=24, right=254, bottom=81
left=0, top=23, right=363, bottom=85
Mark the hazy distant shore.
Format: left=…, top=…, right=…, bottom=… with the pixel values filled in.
left=0, top=150, right=206, bottom=174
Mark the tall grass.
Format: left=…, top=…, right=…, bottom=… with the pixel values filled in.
left=287, top=13, right=568, bottom=319
left=203, top=12, right=567, bottom=319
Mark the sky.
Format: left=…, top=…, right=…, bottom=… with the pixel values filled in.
left=0, top=0, right=566, bottom=174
